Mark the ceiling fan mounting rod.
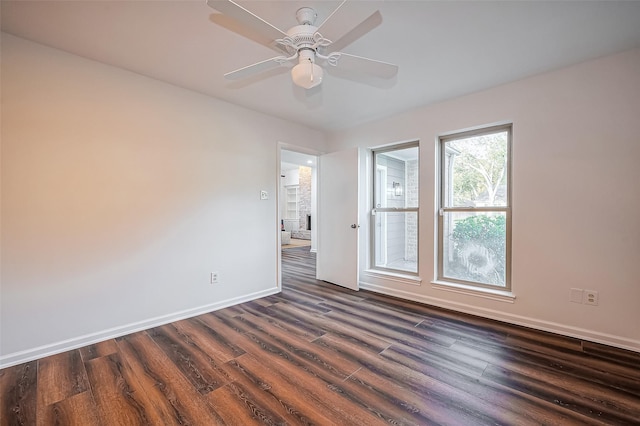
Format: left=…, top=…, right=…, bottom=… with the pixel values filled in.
left=274, top=8, right=332, bottom=56
left=296, top=7, right=317, bottom=25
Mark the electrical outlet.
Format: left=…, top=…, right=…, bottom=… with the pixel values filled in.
left=584, top=290, right=599, bottom=306
left=211, top=272, right=219, bottom=284
left=260, top=190, right=268, bottom=200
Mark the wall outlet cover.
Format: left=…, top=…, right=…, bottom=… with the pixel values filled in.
left=584, top=290, right=599, bottom=306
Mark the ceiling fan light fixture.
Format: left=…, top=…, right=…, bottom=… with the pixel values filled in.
left=291, top=60, right=323, bottom=89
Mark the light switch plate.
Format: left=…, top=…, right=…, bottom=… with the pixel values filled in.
left=260, top=190, right=268, bottom=200
left=570, top=288, right=583, bottom=303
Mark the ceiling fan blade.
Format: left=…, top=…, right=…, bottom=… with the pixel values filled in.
left=206, top=0, right=287, bottom=42
left=329, top=53, right=398, bottom=79
left=224, top=56, right=290, bottom=80
left=326, top=11, right=382, bottom=53
left=316, top=0, right=347, bottom=33
left=316, top=1, right=378, bottom=47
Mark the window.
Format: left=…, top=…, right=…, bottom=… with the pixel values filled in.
left=372, top=142, right=419, bottom=274
left=438, top=124, right=511, bottom=290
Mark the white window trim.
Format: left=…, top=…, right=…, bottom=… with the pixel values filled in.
left=431, top=280, right=515, bottom=303
left=364, top=269, right=423, bottom=286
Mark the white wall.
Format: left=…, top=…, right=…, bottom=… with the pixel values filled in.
left=328, top=48, right=640, bottom=352
left=0, top=34, right=326, bottom=367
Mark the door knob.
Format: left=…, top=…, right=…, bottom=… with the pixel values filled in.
left=350, top=224, right=360, bottom=229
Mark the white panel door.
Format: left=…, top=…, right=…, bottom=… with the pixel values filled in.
left=317, top=148, right=360, bottom=291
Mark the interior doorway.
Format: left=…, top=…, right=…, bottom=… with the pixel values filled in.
left=278, top=146, right=319, bottom=287
left=280, top=149, right=317, bottom=251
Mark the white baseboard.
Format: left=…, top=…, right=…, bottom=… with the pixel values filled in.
left=0, top=287, right=280, bottom=369
left=5, top=281, right=637, bottom=369
left=360, top=281, right=640, bottom=353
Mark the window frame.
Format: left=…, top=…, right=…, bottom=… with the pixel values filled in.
left=371, top=141, right=420, bottom=276
left=437, top=124, right=512, bottom=291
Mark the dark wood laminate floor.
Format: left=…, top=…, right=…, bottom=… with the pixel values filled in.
left=2, top=246, right=640, bottom=425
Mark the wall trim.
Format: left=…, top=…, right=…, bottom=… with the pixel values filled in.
left=360, top=281, right=640, bottom=353
left=0, top=287, right=280, bottom=369
left=363, top=270, right=422, bottom=286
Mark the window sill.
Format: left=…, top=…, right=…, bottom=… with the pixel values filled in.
left=431, top=280, right=515, bottom=303
left=363, top=269, right=422, bottom=286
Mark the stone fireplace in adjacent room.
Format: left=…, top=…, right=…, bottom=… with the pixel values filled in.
left=292, top=166, right=312, bottom=240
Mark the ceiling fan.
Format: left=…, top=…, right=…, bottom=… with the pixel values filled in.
left=206, top=0, right=398, bottom=89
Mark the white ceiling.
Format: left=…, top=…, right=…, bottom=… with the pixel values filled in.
left=3, top=1, right=640, bottom=132
left=282, top=149, right=316, bottom=170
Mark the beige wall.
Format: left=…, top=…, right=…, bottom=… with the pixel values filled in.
left=328, top=48, right=640, bottom=352
left=0, top=34, right=326, bottom=366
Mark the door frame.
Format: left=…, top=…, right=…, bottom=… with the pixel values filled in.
left=277, top=142, right=322, bottom=290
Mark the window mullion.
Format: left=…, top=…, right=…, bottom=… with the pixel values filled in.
left=373, top=207, right=419, bottom=213
left=441, top=207, right=510, bottom=212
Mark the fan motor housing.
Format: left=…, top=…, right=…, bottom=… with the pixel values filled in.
left=286, top=24, right=318, bottom=48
